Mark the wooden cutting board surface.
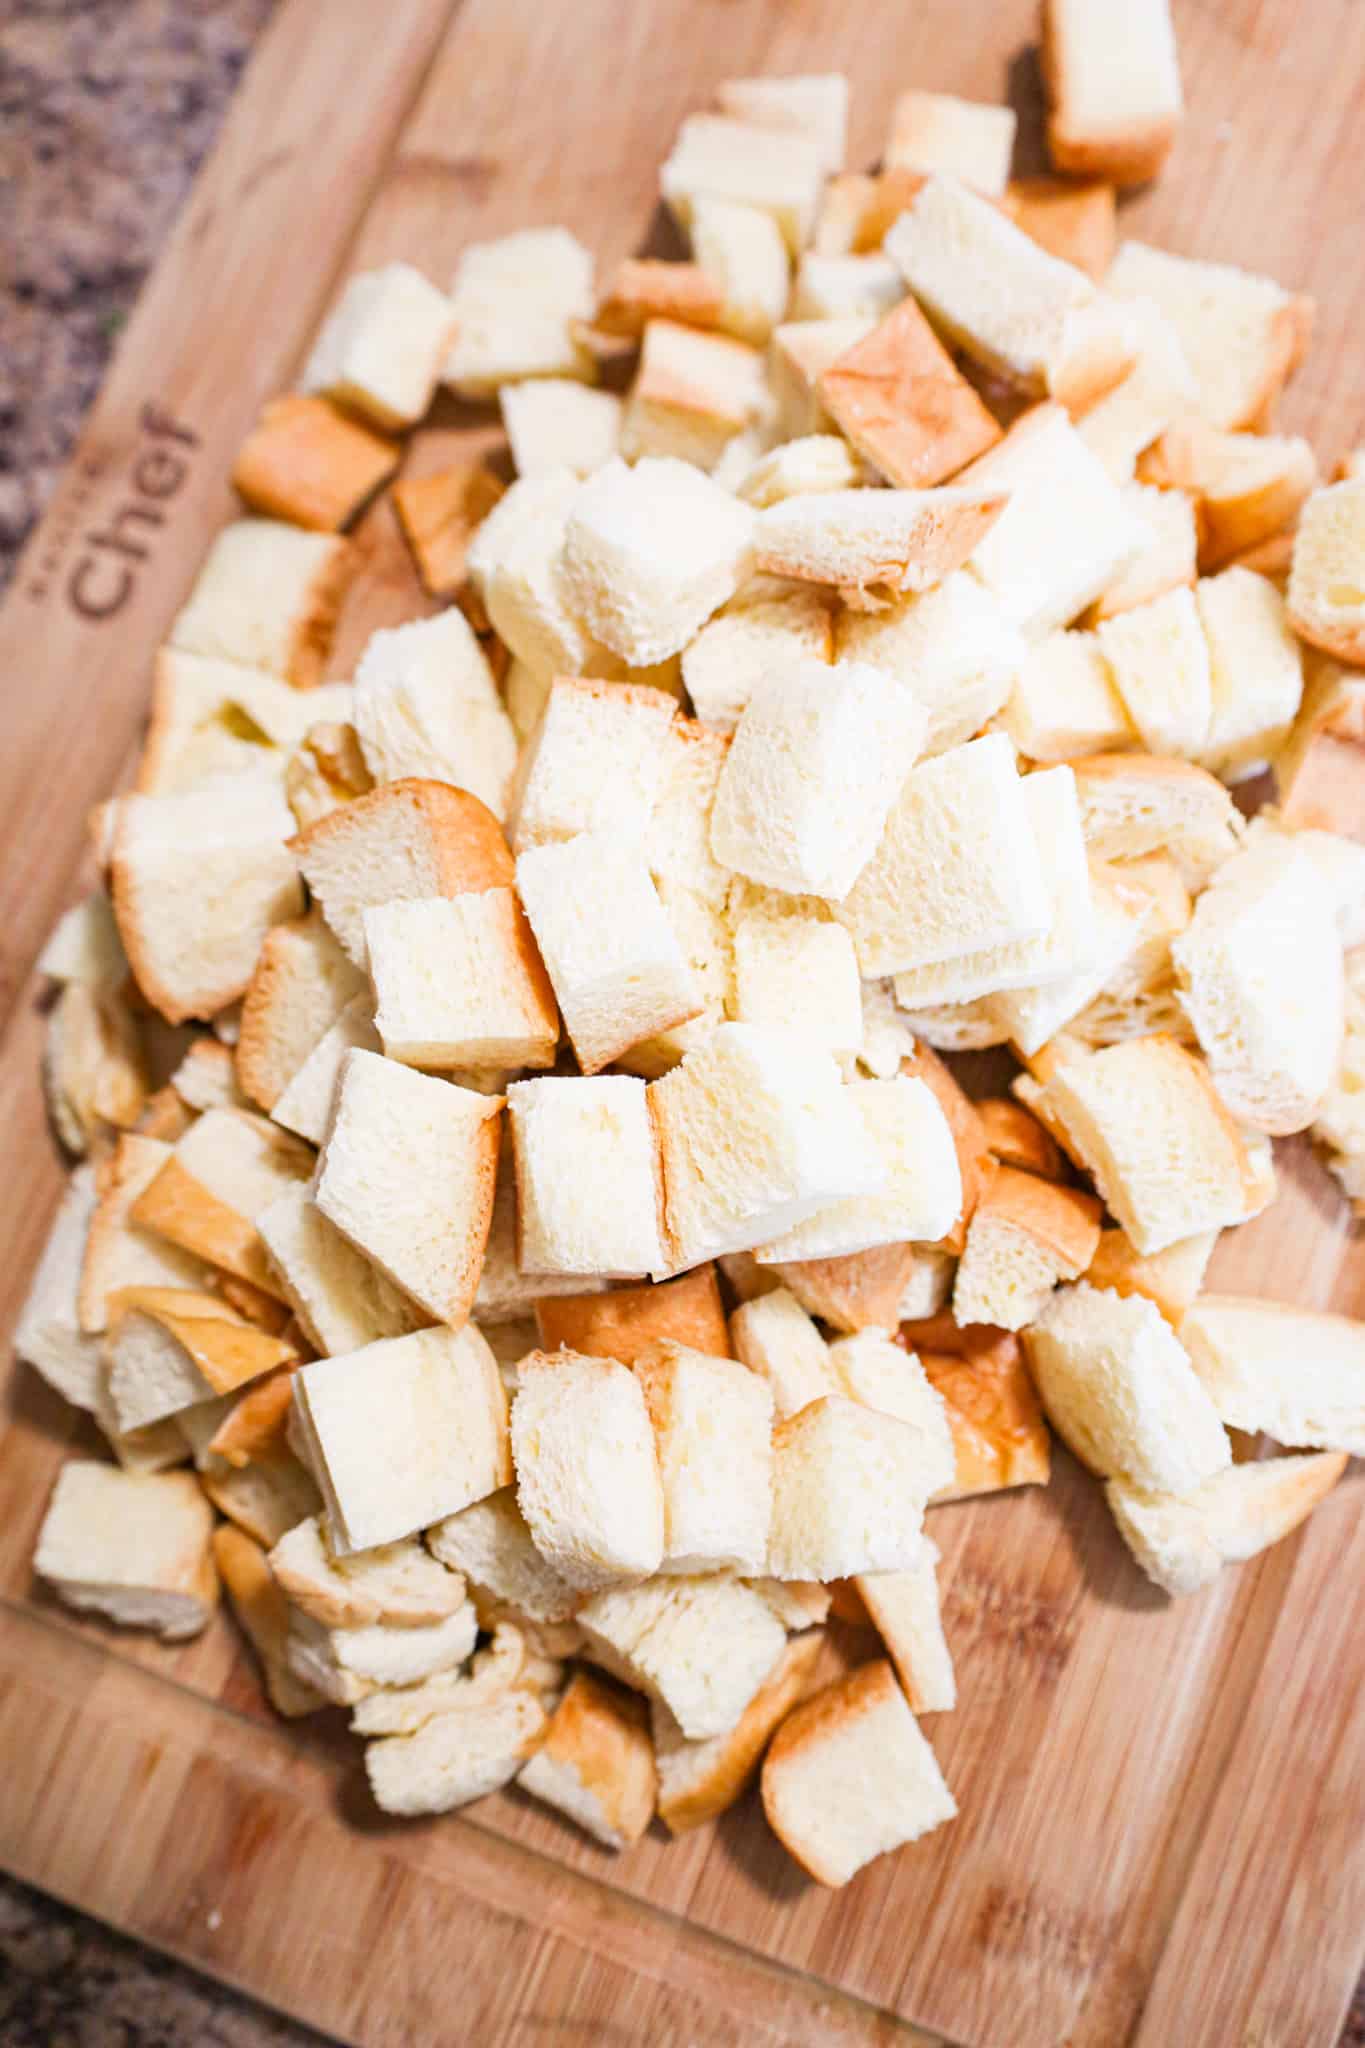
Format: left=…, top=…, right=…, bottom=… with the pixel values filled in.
left=3, top=2, right=1365, bottom=2042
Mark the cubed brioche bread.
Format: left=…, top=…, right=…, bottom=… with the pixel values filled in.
left=443, top=226, right=595, bottom=396
left=15, top=1165, right=103, bottom=1411
left=268, top=992, right=380, bottom=1147
left=766, top=1395, right=937, bottom=1579
left=576, top=1573, right=785, bottom=1739
left=836, top=571, right=1024, bottom=757
left=1181, top=1297, right=1365, bottom=1455
left=427, top=1486, right=582, bottom=1625
left=315, top=1052, right=502, bottom=1328
left=510, top=676, right=676, bottom=853
left=884, top=90, right=1015, bottom=194
left=645, top=716, right=734, bottom=908
left=293, top=1324, right=510, bottom=1554
left=364, top=1686, right=551, bottom=1817
left=1024, top=1282, right=1231, bottom=1493
left=215, top=1523, right=327, bottom=1717
left=509, top=1076, right=663, bottom=1279
left=855, top=1538, right=955, bottom=1713
left=816, top=295, right=1001, bottom=488
left=917, top=1328, right=1052, bottom=1500
left=110, top=780, right=304, bottom=1025
left=235, top=907, right=366, bottom=1112
left=289, top=778, right=514, bottom=967
left=535, top=1266, right=729, bottom=1367
left=752, top=485, right=1006, bottom=600
left=302, top=261, right=454, bottom=426
left=135, top=651, right=353, bottom=798
left=1070, top=753, right=1243, bottom=883
left=518, top=1670, right=656, bottom=1849
left=1084, top=1225, right=1218, bottom=1328
left=952, top=1168, right=1103, bottom=1332
left=1287, top=478, right=1365, bottom=665
left=633, top=1340, right=774, bottom=1574
left=1041, top=0, right=1181, bottom=185
left=755, top=1075, right=961, bottom=1262
left=365, top=891, right=558, bottom=1073
left=510, top=1350, right=665, bottom=1589
left=256, top=1186, right=420, bottom=1358
left=167, top=518, right=355, bottom=687
left=761, top=1660, right=956, bottom=1886
left=654, top=1628, right=824, bottom=1834
left=268, top=1514, right=466, bottom=1630
left=1106, top=1450, right=1348, bottom=1597
left=729, top=1287, right=838, bottom=1418
left=35, top=1460, right=217, bottom=1640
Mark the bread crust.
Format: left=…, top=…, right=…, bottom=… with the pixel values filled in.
left=817, top=298, right=1002, bottom=488
left=1040, top=0, right=1178, bottom=185
left=915, top=1328, right=1052, bottom=1499
left=898, top=1045, right=990, bottom=1255
left=392, top=462, right=505, bottom=602
left=763, top=1243, right=920, bottom=1334
left=1003, top=176, right=1116, bottom=282
left=657, top=1630, right=824, bottom=1834
left=597, top=261, right=723, bottom=338
left=231, top=395, right=400, bottom=533
left=535, top=1266, right=729, bottom=1365
left=977, top=1097, right=1064, bottom=1181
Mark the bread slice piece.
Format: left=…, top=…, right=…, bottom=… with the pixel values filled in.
left=1107, top=242, right=1310, bottom=433
left=473, top=1141, right=607, bottom=1326
left=517, top=1670, right=655, bottom=1849
left=427, top=1486, right=582, bottom=1624
left=1070, top=753, right=1242, bottom=883
left=129, top=1107, right=313, bottom=1299
left=351, top=609, right=516, bottom=820
left=816, top=296, right=1001, bottom=489
left=1003, top=175, right=1116, bottom=282
left=201, top=1443, right=319, bottom=1546
left=78, top=1135, right=208, bottom=1332
left=753, top=485, right=1006, bottom=601
left=236, top=908, right=366, bottom=1112
left=724, top=884, right=862, bottom=1059
left=631, top=1340, right=773, bottom=1574
left=687, top=196, right=791, bottom=346
left=1287, top=477, right=1365, bottom=665
left=169, top=1038, right=243, bottom=1116
left=268, top=1514, right=465, bottom=1630
left=15, top=1166, right=104, bottom=1410
left=755, top=1075, right=961, bottom=1263
left=508, top=1076, right=662, bottom=1279
left=1024, top=1281, right=1230, bottom=1491
left=510, top=1349, right=665, bottom=1588
left=167, top=518, right=354, bottom=688
left=1041, top=0, right=1181, bottom=184
left=42, top=977, right=147, bottom=1156
left=855, top=1539, right=954, bottom=1713
left=464, top=471, right=617, bottom=681
left=681, top=587, right=832, bottom=735
left=268, top=993, right=380, bottom=1147
left=231, top=392, right=399, bottom=531
left=282, top=719, right=372, bottom=830
left=952, top=1168, right=1102, bottom=1332
left=660, top=113, right=827, bottom=253
left=214, top=1524, right=326, bottom=1716
left=1181, top=1296, right=1365, bottom=1454
left=918, top=1328, right=1052, bottom=1500
left=560, top=457, right=756, bottom=667
left=595, top=258, right=724, bottom=339
left=391, top=459, right=504, bottom=601
left=257, top=1185, right=418, bottom=1358
left=979, top=1097, right=1064, bottom=1180
left=710, top=657, right=926, bottom=898
left=1079, top=298, right=1198, bottom=484
left=516, top=834, right=701, bottom=1075
left=886, top=176, right=1133, bottom=412
left=1194, top=568, right=1303, bottom=780
left=885, top=91, right=1015, bottom=193
left=576, top=1573, right=785, bottom=1738
left=824, top=1331, right=956, bottom=1482
left=762, top=1659, right=955, bottom=1885
left=293, top=1324, right=509, bottom=1553
left=714, top=72, right=847, bottom=171
left=501, top=378, right=623, bottom=478
left=767, top=1394, right=938, bottom=1578
left=301, top=260, right=453, bottom=425
left=135, top=649, right=354, bottom=797
left=770, top=318, right=876, bottom=436
left=790, top=253, right=904, bottom=324
left=1001, top=630, right=1133, bottom=762
left=35, top=1460, right=217, bottom=1639
left=729, top=1287, right=837, bottom=1418
left=110, top=780, right=304, bottom=1025
left=1090, top=585, right=1210, bottom=762
left=836, top=570, right=1024, bottom=757
left=649, top=1023, right=883, bottom=1273
left=443, top=227, right=594, bottom=396
left=290, top=777, right=513, bottom=967
left=364, top=1686, right=551, bottom=1816
left=837, top=732, right=1050, bottom=979
left=1107, top=1450, right=1347, bottom=1597
left=621, top=319, right=768, bottom=470
left=535, top=1267, right=728, bottom=1369
left=1142, top=420, right=1317, bottom=572
left=1084, top=1225, right=1217, bottom=1327
left=1089, top=481, right=1197, bottom=619
left=958, top=404, right=1146, bottom=635
left=38, top=889, right=127, bottom=990
left=511, top=677, right=676, bottom=857
left=645, top=716, right=734, bottom=907
left=105, top=1286, right=295, bottom=1431
left=314, top=1051, right=502, bottom=1327
left=365, top=891, right=557, bottom=1073
left=655, top=1628, right=824, bottom=1833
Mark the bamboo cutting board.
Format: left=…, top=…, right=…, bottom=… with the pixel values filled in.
left=2, top=2, right=1365, bottom=2042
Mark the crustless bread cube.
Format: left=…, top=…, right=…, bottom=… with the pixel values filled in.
left=766, top=1394, right=939, bottom=1579
left=365, top=892, right=558, bottom=1073
left=443, top=228, right=595, bottom=397
left=681, top=587, right=833, bottom=734
left=510, top=1349, right=665, bottom=1589
left=837, top=570, right=1024, bottom=756
left=729, top=1286, right=837, bottom=1419
left=510, top=676, right=676, bottom=854
left=1106, top=1450, right=1347, bottom=1597
left=885, top=91, right=1016, bottom=194
left=351, top=609, right=517, bottom=821
left=1180, top=1297, right=1365, bottom=1456
left=302, top=261, right=454, bottom=426
left=501, top=378, right=623, bottom=479
left=689, top=197, right=792, bottom=345
left=855, top=1539, right=955, bottom=1713
left=577, top=1572, right=785, bottom=1739
left=715, top=72, right=848, bottom=172
left=508, top=1075, right=663, bottom=1279
left=756, top=1075, right=961, bottom=1263
left=661, top=113, right=828, bottom=253
left=789, top=251, right=904, bottom=324
left=633, top=1339, right=773, bottom=1574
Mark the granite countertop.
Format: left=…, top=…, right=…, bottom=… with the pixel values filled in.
left=3, top=5, right=1365, bottom=2045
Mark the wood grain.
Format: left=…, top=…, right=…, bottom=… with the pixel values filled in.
left=3, top=1, right=1365, bottom=2043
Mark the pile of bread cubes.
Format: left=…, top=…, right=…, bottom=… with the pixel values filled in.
left=19, top=0, right=1365, bottom=1888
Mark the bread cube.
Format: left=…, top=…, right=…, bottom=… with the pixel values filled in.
left=352, top=608, right=516, bottom=820
left=791, top=252, right=904, bottom=323
left=1080, top=298, right=1198, bottom=483
left=1092, top=482, right=1197, bottom=619
left=1172, top=833, right=1342, bottom=1134
left=633, top=1339, right=774, bottom=1573
left=766, top=1394, right=936, bottom=1578
left=302, top=261, right=453, bottom=426
left=727, top=890, right=862, bottom=1057
left=535, top=1266, right=729, bottom=1370
left=257, top=1187, right=415, bottom=1359
left=762, top=1660, right=956, bottom=1885
left=232, top=394, right=400, bottom=531
left=856, top=1539, right=955, bottom=1713
left=649, top=1023, right=883, bottom=1273
left=510, top=1349, right=665, bottom=1588
left=35, top=1461, right=217, bottom=1639
left=661, top=113, right=827, bottom=253
left=508, top=1075, right=663, bottom=1278
left=391, top=460, right=504, bottom=604
left=443, top=227, right=595, bottom=397
left=315, top=1050, right=501, bottom=1326
left=754, top=484, right=1006, bottom=600
left=1042, top=0, right=1181, bottom=184
left=560, top=458, right=756, bottom=666
left=621, top=319, right=768, bottom=470
left=816, top=296, right=1001, bottom=489
left=511, top=677, right=676, bottom=854
left=757, top=1076, right=962, bottom=1263
left=269, top=1514, right=466, bottom=1631
left=825, top=1331, right=956, bottom=1483
left=1107, top=1450, right=1347, bottom=1598
left=837, top=732, right=1050, bottom=978
left=1094, top=586, right=1211, bottom=759
left=105, top=1286, right=294, bottom=1431
left=268, top=993, right=379, bottom=1146
left=682, top=587, right=833, bottom=734
left=290, top=776, right=513, bottom=966
left=715, top=72, right=848, bottom=172
left=1002, top=630, right=1133, bottom=763
left=362, top=892, right=555, bottom=1074
left=837, top=570, right=1024, bottom=756
left=886, top=177, right=1133, bottom=413
left=577, top=1573, right=785, bottom=1738
left=1180, top=1297, right=1365, bottom=1456
left=236, top=906, right=365, bottom=1113
left=464, top=471, right=614, bottom=682
left=952, top=1167, right=1102, bottom=1331
left=595, top=257, right=724, bottom=338
left=1003, top=175, right=1117, bottom=282
left=955, top=404, right=1146, bottom=636
left=1024, top=1282, right=1230, bottom=1493
left=729, top=1287, right=836, bottom=1419
left=885, top=90, right=1016, bottom=194
left=129, top=1105, right=313, bottom=1300
left=684, top=196, right=790, bottom=345
left=710, top=657, right=925, bottom=898
left=501, top=379, right=622, bottom=479
left=293, top=1324, right=509, bottom=1553
left=655, top=1630, right=824, bottom=1834
left=770, top=318, right=875, bottom=437
left=1070, top=754, right=1242, bottom=881
left=916, top=1325, right=1051, bottom=1500
left=427, top=1484, right=582, bottom=1623
left=136, top=648, right=354, bottom=799
left=364, top=1687, right=551, bottom=1815
left=1195, top=569, right=1303, bottom=780
left=518, top=1671, right=656, bottom=1849
left=1286, top=475, right=1365, bottom=665
left=644, top=716, right=734, bottom=906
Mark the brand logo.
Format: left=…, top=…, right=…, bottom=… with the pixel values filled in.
left=27, top=405, right=200, bottom=622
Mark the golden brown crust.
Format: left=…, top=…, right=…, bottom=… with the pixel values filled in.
left=288, top=777, right=515, bottom=901
left=108, top=1283, right=297, bottom=1397
left=129, top=1157, right=288, bottom=1300
left=392, top=462, right=505, bottom=602
left=977, top=1097, right=1064, bottom=1181
left=231, top=395, right=400, bottom=533
left=235, top=910, right=359, bottom=1114
left=762, top=1661, right=900, bottom=1884
left=817, top=297, right=1002, bottom=488
left=596, top=261, right=723, bottom=339
left=213, top=1522, right=321, bottom=1717
left=660, top=1630, right=825, bottom=1835
left=207, top=1365, right=300, bottom=1467
left=763, top=1242, right=920, bottom=1335
left=1002, top=176, right=1116, bottom=282
left=899, top=1045, right=991, bottom=1255
left=535, top=1266, right=729, bottom=1365
left=919, top=1332, right=1052, bottom=1499
left=538, top=1670, right=656, bottom=1844
left=284, top=537, right=358, bottom=689
left=134, top=1085, right=197, bottom=1143
left=974, top=1164, right=1103, bottom=1273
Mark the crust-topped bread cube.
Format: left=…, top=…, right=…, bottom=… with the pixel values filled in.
left=443, top=228, right=595, bottom=397
left=168, top=518, right=355, bottom=688
left=633, top=1339, right=774, bottom=1574
left=518, top=1670, right=657, bottom=1849
left=292, top=1324, right=510, bottom=1553
left=426, top=1485, right=583, bottom=1624
left=1288, top=478, right=1365, bottom=666
left=654, top=1629, right=825, bottom=1834
left=761, top=1660, right=956, bottom=1885
left=753, top=486, right=1007, bottom=600
left=365, top=892, right=558, bottom=1072
left=268, top=1514, right=468, bottom=1630
left=710, top=658, right=926, bottom=898
left=952, top=1167, right=1103, bottom=1331
left=1180, top=1297, right=1365, bottom=1455
left=1041, top=0, right=1182, bottom=185
left=315, top=1050, right=502, bottom=1327
left=620, top=319, right=768, bottom=470
left=508, top=1075, right=663, bottom=1279
left=576, top=1573, right=786, bottom=1738
left=302, top=261, right=454, bottom=426
left=236, top=907, right=366, bottom=1113
left=1106, top=1450, right=1348, bottom=1597
left=105, top=1286, right=295, bottom=1431
left=510, top=1349, right=665, bottom=1589
left=729, top=1286, right=837, bottom=1418
left=35, top=1460, right=218, bottom=1640
left=535, top=1266, right=729, bottom=1367
left=232, top=395, right=400, bottom=531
